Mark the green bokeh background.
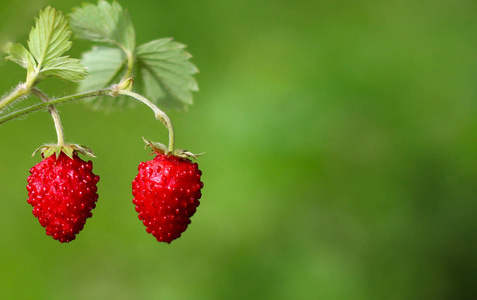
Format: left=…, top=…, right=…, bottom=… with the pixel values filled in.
left=1, top=0, right=476, bottom=299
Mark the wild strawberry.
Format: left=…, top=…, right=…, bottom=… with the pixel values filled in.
left=26, top=147, right=100, bottom=243
left=132, top=143, right=203, bottom=243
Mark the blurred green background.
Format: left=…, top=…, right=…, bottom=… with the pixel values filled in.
left=1, top=0, right=476, bottom=299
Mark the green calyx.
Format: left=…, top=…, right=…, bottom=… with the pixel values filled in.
left=142, top=137, right=203, bottom=160
left=111, top=77, right=134, bottom=96
left=33, top=143, right=96, bottom=159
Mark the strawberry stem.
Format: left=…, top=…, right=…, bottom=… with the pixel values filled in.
left=118, top=90, right=175, bottom=152
left=0, top=89, right=112, bottom=125
left=124, top=51, right=135, bottom=79
left=32, top=89, right=65, bottom=146
left=0, top=86, right=176, bottom=153
left=0, top=83, right=30, bottom=111
left=0, top=67, right=43, bottom=112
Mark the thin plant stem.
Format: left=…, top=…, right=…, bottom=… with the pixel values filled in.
left=0, top=83, right=30, bottom=111
left=118, top=90, right=175, bottom=152
left=0, top=88, right=113, bottom=125
left=125, top=52, right=135, bottom=78
left=31, top=89, right=65, bottom=146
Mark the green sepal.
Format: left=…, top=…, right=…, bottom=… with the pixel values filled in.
left=111, top=77, right=134, bottom=95
left=142, top=137, right=168, bottom=153
left=142, top=137, right=204, bottom=160
left=32, top=143, right=96, bottom=159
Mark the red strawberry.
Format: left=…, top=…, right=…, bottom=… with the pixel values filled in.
left=132, top=153, right=203, bottom=243
left=26, top=151, right=100, bottom=243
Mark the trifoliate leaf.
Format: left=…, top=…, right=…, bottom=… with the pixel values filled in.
left=28, top=7, right=73, bottom=67
left=69, top=0, right=135, bottom=55
left=136, top=38, right=199, bottom=111
left=77, top=38, right=199, bottom=111
left=41, top=56, right=89, bottom=82
left=4, top=42, right=35, bottom=69
left=5, top=7, right=89, bottom=83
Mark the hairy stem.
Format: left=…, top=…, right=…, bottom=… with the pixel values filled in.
left=118, top=90, right=175, bottom=152
left=0, top=83, right=30, bottom=111
left=0, top=88, right=113, bottom=125
left=32, top=89, right=65, bottom=146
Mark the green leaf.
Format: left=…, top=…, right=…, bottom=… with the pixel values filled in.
left=4, top=42, right=35, bottom=69
left=78, top=46, right=133, bottom=110
left=79, top=47, right=126, bottom=91
left=136, top=39, right=199, bottom=110
left=41, top=56, right=89, bottom=82
left=78, top=38, right=199, bottom=111
left=28, top=7, right=73, bottom=66
left=5, top=6, right=89, bottom=83
left=69, top=0, right=135, bottom=54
